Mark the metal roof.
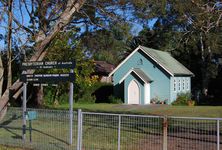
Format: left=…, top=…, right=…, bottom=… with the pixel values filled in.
left=109, top=45, right=194, bottom=77
left=140, top=46, right=194, bottom=76
left=133, top=68, right=153, bottom=83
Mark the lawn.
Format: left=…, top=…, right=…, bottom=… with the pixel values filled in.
left=50, top=103, right=222, bottom=118
left=1, top=107, right=221, bottom=150
left=0, top=145, right=29, bottom=150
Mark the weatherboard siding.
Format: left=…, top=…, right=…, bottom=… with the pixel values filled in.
left=113, top=50, right=171, bottom=103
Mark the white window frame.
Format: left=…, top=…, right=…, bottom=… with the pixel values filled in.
left=173, top=79, right=176, bottom=92
left=186, top=78, right=189, bottom=90
left=182, top=79, right=185, bottom=90
left=178, top=79, right=181, bottom=91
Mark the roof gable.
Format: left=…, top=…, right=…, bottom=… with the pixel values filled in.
left=119, top=68, right=153, bottom=84
left=109, top=45, right=194, bottom=77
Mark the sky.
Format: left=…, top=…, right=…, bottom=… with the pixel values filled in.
left=0, top=0, right=30, bottom=50
left=0, top=1, right=157, bottom=51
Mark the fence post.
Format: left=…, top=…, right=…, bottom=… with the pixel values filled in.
left=118, top=115, right=121, bottom=150
left=217, top=119, right=220, bottom=150
left=163, top=116, right=168, bottom=150
left=77, top=109, right=82, bottom=150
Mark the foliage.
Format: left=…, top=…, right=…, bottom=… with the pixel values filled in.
left=77, top=82, right=114, bottom=104
left=43, top=31, right=97, bottom=104
left=172, top=92, right=192, bottom=106
left=107, top=95, right=123, bottom=104
left=80, top=23, right=132, bottom=65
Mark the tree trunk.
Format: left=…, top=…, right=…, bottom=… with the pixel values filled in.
left=34, top=86, right=44, bottom=107
left=7, top=0, right=13, bottom=89
left=0, top=0, right=86, bottom=119
left=199, top=32, right=208, bottom=96
left=0, top=56, right=3, bottom=96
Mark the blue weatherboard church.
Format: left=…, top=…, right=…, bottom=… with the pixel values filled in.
left=109, top=46, right=194, bottom=104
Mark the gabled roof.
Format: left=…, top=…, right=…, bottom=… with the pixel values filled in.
left=119, top=68, right=153, bottom=84
left=109, top=45, right=194, bottom=77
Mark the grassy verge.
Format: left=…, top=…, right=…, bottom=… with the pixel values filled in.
left=48, top=103, right=222, bottom=118
left=0, top=145, right=30, bottom=150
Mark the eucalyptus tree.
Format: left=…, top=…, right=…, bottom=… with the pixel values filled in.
left=0, top=0, right=86, bottom=119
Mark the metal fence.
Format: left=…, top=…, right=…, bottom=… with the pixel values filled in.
left=0, top=107, right=221, bottom=150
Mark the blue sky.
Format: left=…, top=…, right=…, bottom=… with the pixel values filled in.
left=0, top=0, right=30, bottom=50
left=0, top=1, right=157, bottom=51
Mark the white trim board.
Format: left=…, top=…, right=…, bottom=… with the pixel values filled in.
left=109, top=45, right=174, bottom=77
left=119, top=68, right=149, bottom=84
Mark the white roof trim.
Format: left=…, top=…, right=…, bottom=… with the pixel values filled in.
left=109, top=46, right=141, bottom=77
left=109, top=45, right=174, bottom=77
left=119, top=68, right=149, bottom=84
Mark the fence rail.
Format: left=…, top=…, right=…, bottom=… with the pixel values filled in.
left=0, top=107, right=221, bottom=150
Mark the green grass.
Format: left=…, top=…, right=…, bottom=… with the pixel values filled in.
left=1, top=107, right=221, bottom=150
left=0, top=145, right=29, bottom=150
left=49, top=103, right=222, bottom=118
left=0, top=108, right=161, bottom=150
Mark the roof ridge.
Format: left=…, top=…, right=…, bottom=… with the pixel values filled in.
left=140, top=45, right=169, bottom=54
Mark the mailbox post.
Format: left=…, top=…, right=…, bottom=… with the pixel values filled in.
left=26, top=111, right=37, bottom=143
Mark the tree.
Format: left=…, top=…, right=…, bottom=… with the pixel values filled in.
left=0, top=55, right=3, bottom=97
left=129, top=1, right=222, bottom=99
left=0, top=0, right=86, bottom=119
left=172, top=1, right=222, bottom=95
left=80, top=22, right=132, bottom=65
left=44, top=31, right=95, bottom=104
left=6, top=0, right=13, bottom=89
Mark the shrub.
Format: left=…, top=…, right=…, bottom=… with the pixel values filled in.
left=108, top=95, right=123, bottom=104
left=77, top=82, right=113, bottom=103
left=172, top=92, right=192, bottom=106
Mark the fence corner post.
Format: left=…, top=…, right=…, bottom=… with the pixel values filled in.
left=217, top=119, right=220, bottom=150
left=163, top=116, right=168, bottom=150
left=118, top=115, right=121, bottom=150
left=77, top=109, right=82, bottom=150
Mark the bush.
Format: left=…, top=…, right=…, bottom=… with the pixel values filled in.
left=77, top=82, right=113, bottom=103
left=108, top=95, right=123, bottom=104
left=172, top=92, right=192, bottom=106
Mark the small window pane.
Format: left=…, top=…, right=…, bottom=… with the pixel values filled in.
left=174, top=79, right=176, bottom=91
left=186, top=78, right=189, bottom=90
left=182, top=79, right=185, bottom=90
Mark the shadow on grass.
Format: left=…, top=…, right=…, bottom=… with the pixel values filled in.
left=0, top=114, right=23, bottom=139
left=32, top=128, right=69, bottom=145
left=1, top=115, right=69, bottom=145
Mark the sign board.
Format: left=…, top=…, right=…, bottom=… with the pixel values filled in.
left=26, top=111, right=37, bottom=121
left=21, top=61, right=75, bottom=69
left=21, top=73, right=75, bottom=83
left=33, top=83, right=58, bottom=87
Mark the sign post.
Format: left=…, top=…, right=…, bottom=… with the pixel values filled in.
left=69, top=69, right=74, bottom=145
left=21, top=61, right=75, bottom=145
left=22, top=82, right=27, bottom=142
